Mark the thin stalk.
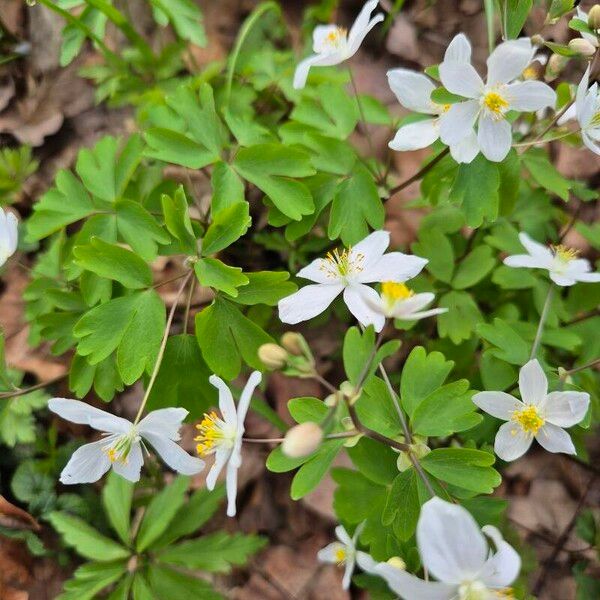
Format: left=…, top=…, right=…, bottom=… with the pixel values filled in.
left=183, top=276, right=196, bottom=334
left=378, top=363, right=411, bottom=442
left=483, top=0, right=496, bottom=53
left=530, top=284, right=554, bottom=360
left=513, top=129, right=579, bottom=149
left=563, top=357, right=600, bottom=378
left=0, top=373, right=67, bottom=400
left=311, top=372, right=338, bottom=395
left=133, top=272, right=192, bottom=424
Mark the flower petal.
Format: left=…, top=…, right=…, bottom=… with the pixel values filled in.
left=48, top=398, right=131, bottom=435
left=317, top=541, right=346, bottom=564
left=297, top=257, right=339, bottom=283
left=59, top=439, right=112, bottom=485
left=343, top=284, right=386, bottom=332
left=518, top=232, right=554, bottom=262
left=293, top=53, right=342, bottom=90
left=439, top=101, right=480, bottom=146
left=278, top=283, right=343, bottom=324
left=137, top=407, right=188, bottom=440
left=347, top=0, right=384, bottom=56
left=519, top=359, right=547, bottom=406
left=544, top=391, right=590, bottom=427
left=573, top=270, right=600, bottom=283
left=444, top=33, right=472, bottom=63
left=535, top=422, right=576, bottom=454
left=494, top=421, right=533, bottom=461
left=356, top=551, right=377, bottom=574
left=387, top=69, right=436, bottom=114
left=375, top=562, right=456, bottom=600
left=506, top=81, right=556, bottom=112
left=142, top=432, right=205, bottom=475
left=392, top=292, right=435, bottom=316
left=417, top=497, right=488, bottom=584
left=487, top=38, right=534, bottom=85
left=477, top=114, right=512, bottom=162
left=6, top=212, right=18, bottom=256
left=439, top=62, right=483, bottom=99
left=342, top=554, right=356, bottom=589
left=479, top=525, right=521, bottom=588
left=351, top=230, right=390, bottom=264
left=237, top=370, right=262, bottom=429
left=389, top=119, right=440, bottom=151
left=472, top=391, right=523, bottom=421
left=206, top=447, right=231, bottom=490
left=225, top=462, right=239, bottom=517
left=503, top=254, right=549, bottom=269
left=312, top=25, right=341, bottom=53
left=336, top=524, right=353, bottom=546
left=449, top=130, right=479, bottom=163
left=549, top=272, right=578, bottom=286
left=358, top=252, right=428, bottom=284
left=209, top=374, right=237, bottom=424
left=112, top=442, right=144, bottom=482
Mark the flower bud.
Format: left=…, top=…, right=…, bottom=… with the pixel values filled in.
left=589, top=5, right=600, bottom=31
left=546, top=54, right=568, bottom=81
left=531, top=34, right=544, bottom=46
left=281, top=422, right=323, bottom=458
left=386, top=556, right=406, bottom=570
left=280, top=332, right=304, bottom=356
left=258, top=343, right=288, bottom=369
left=568, top=38, right=596, bottom=57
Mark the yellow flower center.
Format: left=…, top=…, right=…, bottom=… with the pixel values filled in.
left=483, top=91, right=509, bottom=116
left=552, top=244, right=579, bottom=263
left=512, top=405, right=545, bottom=435
left=591, top=111, right=600, bottom=127
left=102, top=434, right=135, bottom=465
left=522, top=66, right=537, bottom=80
left=334, top=547, right=347, bottom=564
left=320, top=247, right=364, bottom=279
left=195, top=411, right=227, bottom=456
left=325, top=27, right=347, bottom=48
left=381, top=282, right=414, bottom=301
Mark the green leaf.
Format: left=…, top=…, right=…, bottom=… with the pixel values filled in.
left=73, top=237, right=153, bottom=289
left=288, top=396, right=328, bottom=423
left=229, top=271, right=297, bottom=305
left=0, top=390, right=48, bottom=447
left=58, top=561, right=127, bottom=600
left=148, top=566, right=222, bottom=600
left=328, top=165, right=384, bottom=245
left=383, top=469, right=422, bottom=540
left=477, top=318, right=530, bottom=365
left=102, top=472, right=134, bottom=547
left=136, top=476, right=190, bottom=553
left=132, top=573, right=153, bottom=600
left=412, top=229, right=455, bottom=283
left=233, top=143, right=316, bottom=220
left=437, top=291, right=483, bottom=344
left=522, top=149, right=570, bottom=200
left=548, top=0, right=575, bottom=22
left=452, top=245, right=496, bottom=289
left=501, top=0, right=532, bottom=38
left=194, top=258, right=248, bottom=297
left=202, top=202, right=251, bottom=255
left=347, top=437, right=398, bottom=485
left=492, top=265, right=538, bottom=289
left=211, top=161, right=245, bottom=213
left=149, top=0, right=206, bottom=46
left=48, top=512, right=130, bottom=561
left=161, top=186, right=197, bottom=255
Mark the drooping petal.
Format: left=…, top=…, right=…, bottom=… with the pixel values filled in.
left=389, top=119, right=440, bottom=151
left=358, top=252, right=428, bottom=284
left=375, top=562, right=456, bottom=600
left=356, top=551, right=378, bottom=574
left=225, top=462, right=239, bottom=517
left=404, top=308, right=448, bottom=320
left=48, top=398, right=131, bottom=435
left=494, top=421, right=533, bottom=461
left=112, top=442, right=144, bottom=482
left=344, top=285, right=386, bottom=330
left=392, top=292, right=435, bottom=316
left=444, top=33, right=472, bottom=63
left=318, top=541, right=346, bottom=563
left=477, top=114, right=512, bottom=162
left=142, top=432, right=205, bottom=475
left=575, top=65, right=592, bottom=123
left=518, top=232, right=555, bottom=263
left=486, top=38, right=534, bottom=85
left=472, top=391, right=523, bottom=421
left=351, top=230, right=390, bottom=264
left=293, top=53, right=342, bottom=90
left=347, top=0, right=384, bottom=56
left=278, top=283, right=343, bottom=324
left=535, top=422, right=576, bottom=454
left=387, top=69, right=436, bottom=114
left=237, top=370, right=262, bottom=429
left=297, top=257, right=340, bottom=284
left=503, top=254, right=550, bottom=269
left=549, top=272, right=578, bottom=286
left=449, top=130, right=479, bottom=163
left=479, top=525, right=521, bottom=588
left=205, top=447, right=231, bottom=490
left=59, top=439, right=112, bottom=485
left=573, top=270, right=600, bottom=283
left=557, top=102, right=578, bottom=126
left=209, top=374, right=237, bottom=424
left=342, top=554, right=357, bottom=590
left=417, top=497, right=488, bottom=584
left=506, top=81, right=556, bottom=111
left=439, top=62, right=483, bottom=99
left=137, top=407, right=188, bottom=440
left=544, top=391, right=590, bottom=427
left=336, top=524, right=354, bottom=546
left=439, top=100, right=480, bottom=146
left=518, top=359, right=548, bottom=407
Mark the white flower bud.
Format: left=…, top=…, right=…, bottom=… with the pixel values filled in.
left=258, top=343, right=288, bottom=369
left=531, top=34, right=545, bottom=46
left=568, top=38, right=597, bottom=57
left=386, top=556, right=406, bottom=570
left=280, top=332, right=304, bottom=356
left=281, top=422, right=323, bottom=458
left=589, top=5, right=600, bottom=31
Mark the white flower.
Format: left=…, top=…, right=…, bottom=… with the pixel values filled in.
left=277, top=231, right=428, bottom=331
left=473, top=359, right=589, bottom=461
left=387, top=34, right=480, bottom=163
left=504, top=231, right=600, bottom=286
left=195, top=371, right=262, bottom=517
left=293, top=0, right=384, bottom=89
left=0, top=207, right=18, bottom=267
left=318, top=523, right=377, bottom=590
left=438, top=34, right=556, bottom=162
left=364, top=282, right=447, bottom=324
left=48, top=399, right=205, bottom=484
left=566, top=65, right=600, bottom=155
left=375, top=497, right=521, bottom=600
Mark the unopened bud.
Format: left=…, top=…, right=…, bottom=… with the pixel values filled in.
left=568, top=38, right=596, bottom=56
left=281, top=422, right=323, bottom=458
left=258, top=343, right=288, bottom=369
left=386, top=556, right=406, bottom=570
left=546, top=54, right=569, bottom=81
left=531, top=34, right=544, bottom=46
left=280, top=332, right=304, bottom=356
left=588, top=5, right=600, bottom=31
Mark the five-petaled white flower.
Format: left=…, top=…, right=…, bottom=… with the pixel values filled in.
left=195, top=371, right=262, bottom=517
left=48, top=399, right=205, bottom=484
left=473, top=359, right=589, bottom=462
left=293, top=0, right=384, bottom=89
left=387, top=34, right=480, bottom=163
left=504, top=231, right=600, bottom=286
left=363, top=282, right=447, bottom=331
left=438, top=34, right=556, bottom=162
left=0, top=207, right=18, bottom=267
left=375, top=497, right=521, bottom=600
left=277, top=231, right=428, bottom=329
left=318, top=523, right=377, bottom=590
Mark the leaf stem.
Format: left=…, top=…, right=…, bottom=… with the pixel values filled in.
left=562, top=357, right=600, bottom=378
left=530, top=284, right=554, bottom=360
left=0, top=373, right=67, bottom=400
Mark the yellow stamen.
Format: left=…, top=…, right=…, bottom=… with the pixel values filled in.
left=591, top=111, right=600, bottom=127
left=483, top=91, right=509, bottom=115
left=522, top=66, right=537, bottom=80
left=325, top=27, right=346, bottom=46
left=552, top=244, right=579, bottom=263
left=381, top=282, right=414, bottom=301
left=195, top=411, right=225, bottom=456
left=334, top=548, right=346, bottom=564
left=320, top=247, right=364, bottom=279
left=512, top=405, right=544, bottom=435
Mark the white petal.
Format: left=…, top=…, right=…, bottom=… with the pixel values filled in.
left=209, top=375, right=237, bottom=424
left=444, top=33, right=472, bottom=63
left=472, top=392, right=523, bottom=421
left=549, top=272, right=578, bottom=286
left=487, top=38, right=534, bottom=85
left=343, top=285, right=386, bottom=330
left=48, top=398, right=131, bottom=435
left=142, top=432, right=205, bottom=475
left=347, top=0, right=384, bottom=56
left=479, top=525, right=521, bottom=588
left=449, top=130, right=479, bottom=163
left=535, top=423, right=576, bottom=454
left=417, top=497, right=488, bottom=584
left=518, top=232, right=554, bottom=262
left=439, top=101, right=480, bottom=146
left=506, top=81, right=556, bottom=112
left=351, top=230, right=390, bottom=264
left=574, top=270, right=600, bottom=282
left=59, top=439, right=112, bottom=485
left=6, top=212, right=18, bottom=256
left=387, top=69, right=436, bottom=114
left=112, top=442, right=144, bottom=482
left=293, top=53, right=342, bottom=89
left=404, top=308, right=448, bottom=320
left=439, top=62, right=483, bottom=98
left=297, top=257, right=340, bottom=283
left=576, top=65, right=591, bottom=122
left=341, top=555, right=356, bottom=590
left=503, top=254, right=550, bottom=269
left=313, top=25, right=341, bottom=53
left=137, top=407, right=188, bottom=440
left=356, top=551, right=378, bottom=574
left=358, top=252, right=428, bottom=284
left=582, top=130, right=600, bottom=155
left=336, top=524, right=354, bottom=546
left=317, top=541, right=346, bottom=564
left=389, top=119, right=440, bottom=151
left=392, top=292, right=435, bottom=316
left=519, top=359, right=547, bottom=406
left=477, top=115, right=512, bottom=162
left=278, top=283, right=343, bottom=324
left=375, top=563, right=456, bottom=600
left=494, top=421, right=533, bottom=461
left=557, top=102, right=577, bottom=125
left=237, top=371, right=262, bottom=429
left=225, top=462, right=239, bottom=517
left=206, top=447, right=231, bottom=490
left=544, top=391, right=590, bottom=427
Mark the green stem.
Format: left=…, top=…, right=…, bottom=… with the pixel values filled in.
left=563, top=357, right=600, bottom=378
left=484, top=0, right=496, bottom=53
left=530, top=284, right=554, bottom=360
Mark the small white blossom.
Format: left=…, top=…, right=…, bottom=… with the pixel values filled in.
left=318, top=523, right=377, bottom=590
left=473, top=359, right=589, bottom=461
left=438, top=34, right=556, bottom=162
left=504, top=231, right=600, bottom=286
left=48, top=399, right=205, bottom=484
left=564, top=65, right=600, bottom=155
left=293, top=0, right=384, bottom=89
left=0, top=207, right=18, bottom=267
left=278, top=231, right=428, bottom=331
left=376, top=497, right=521, bottom=600
left=195, top=371, right=262, bottom=517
